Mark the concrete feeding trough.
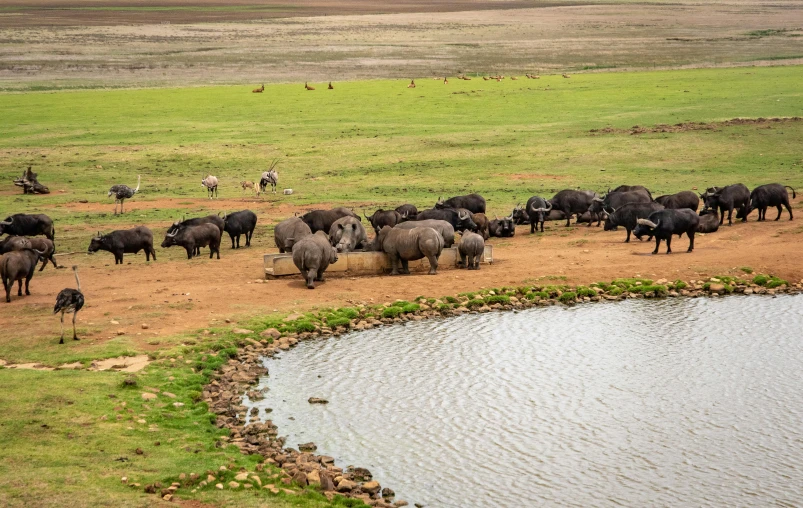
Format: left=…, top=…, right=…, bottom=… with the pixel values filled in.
left=264, top=245, right=493, bottom=278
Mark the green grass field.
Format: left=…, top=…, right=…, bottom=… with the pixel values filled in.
left=1, top=65, right=802, bottom=506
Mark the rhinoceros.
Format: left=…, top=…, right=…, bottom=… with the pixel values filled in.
left=274, top=217, right=312, bottom=253
left=367, top=226, right=444, bottom=275
left=291, top=231, right=338, bottom=289
left=393, top=219, right=455, bottom=247
left=328, top=216, right=368, bottom=252
left=458, top=231, right=484, bottom=270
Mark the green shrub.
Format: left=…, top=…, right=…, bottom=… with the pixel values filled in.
left=459, top=292, right=476, bottom=300
left=390, top=300, right=411, bottom=308
left=437, top=304, right=451, bottom=312
left=466, top=299, right=485, bottom=309
left=401, top=303, right=421, bottom=313
left=740, top=266, right=754, bottom=274
left=336, top=307, right=359, bottom=319
left=326, top=316, right=351, bottom=328
left=607, top=287, right=623, bottom=296
left=484, top=295, right=510, bottom=305
left=293, top=321, right=317, bottom=333
left=576, top=286, right=596, bottom=298
left=381, top=306, right=403, bottom=319
left=766, top=277, right=788, bottom=289
left=671, top=280, right=687, bottom=290
left=752, top=274, right=770, bottom=286
left=444, top=296, right=458, bottom=304
left=558, top=291, right=577, bottom=303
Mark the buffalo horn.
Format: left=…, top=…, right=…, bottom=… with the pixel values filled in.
left=636, top=219, right=658, bottom=228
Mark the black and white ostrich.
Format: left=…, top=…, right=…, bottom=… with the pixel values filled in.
left=108, top=175, right=140, bottom=214
left=54, top=266, right=85, bottom=344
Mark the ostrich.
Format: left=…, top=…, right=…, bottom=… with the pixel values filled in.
left=108, top=175, right=140, bottom=215
left=201, top=175, right=219, bottom=198
left=54, top=266, right=84, bottom=344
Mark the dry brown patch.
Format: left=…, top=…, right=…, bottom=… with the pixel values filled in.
left=590, top=117, right=803, bottom=136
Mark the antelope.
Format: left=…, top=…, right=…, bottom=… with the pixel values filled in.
left=240, top=180, right=256, bottom=195
left=510, top=76, right=518, bottom=80
left=252, top=84, right=264, bottom=93
left=443, top=77, right=449, bottom=84
left=483, top=76, right=489, bottom=81
left=462, top=76, right=472, bottom=80
left=563, top=74, right=571, bottom=78
left=305, top=82, right=315, bottom=90
left=328, top=82, right=334, bottom=89
left=201, top=175, right=219, bottom=199
left=407, top=79, right=416, bottom=88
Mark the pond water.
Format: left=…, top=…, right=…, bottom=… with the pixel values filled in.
left=248, top=295, right=803, bottom=507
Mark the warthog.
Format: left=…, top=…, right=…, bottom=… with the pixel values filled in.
left=701, top=183, right=750, bottom=225
left=745, top=184, right=796, bottom=221
left=0, top=236, right=58, bottom=271
left=435, top=193, right=486, bottom=214
left=300, top=207, right=359, bottom=234
left=367, top=226, right=444, bottom=275
left=274, top=217, right=311, bottom=253
left=88, top=227, right=156, bottom=264
left=550, top=189, right=599, bottom=227
left=1, top=247, right=44, bottom=302
left=222, top=210, right=257, bottom=248
left=292, top=231, right=339, bottom=289
left=0, top=213, right=55, bottom=240
left=458, top=231, right=485, bottom=270
left=604, top=202, right=665, bottom=242
left=697, top=209, right=720, bottom=233
left=633, top=209, right=700, bottom=254
left=328, top=216, right=368, bottom=253
left=364, top=209, right=403, bottom=234
left=393, top=219, right=455, bottom=247
left=161, top=223, right=221, bottom=259
left=654, top=191, right=700, bottom=212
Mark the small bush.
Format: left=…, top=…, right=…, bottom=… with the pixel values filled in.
left=401, top=303, right=421, bottom=313
left=326, top=316, right=351, bottom=328
left=484, top=295, right=510, bottom=306
left=465, top=299, right=485, bottom=309
left=459, top=292, right=476, bottom=300
left=381, top=306, right=403, bottom=319
left=336, top=308, right=359, bottom=319
left=671, top=280, right=687, bottom=290
left=293, top=321, right=317, bottom=333
left=607, top=287, right=623, bottom=296
left=436, top=304, right=451, bottom=312
left=576, top=286, right=596, bottom=298
left=766, top=277, right=788, bottom=289
left=740, top=266, right=754, bottom=274
left=444, top=296, right=458, bottom=304
left=558, top=291, right=577, bottom=303
left=752, top=274, right=770, bottom=286
left=390, top=300, right=411, bottom=308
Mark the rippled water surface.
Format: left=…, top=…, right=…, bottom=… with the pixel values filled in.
left=250, top=296, right=803, bottom=507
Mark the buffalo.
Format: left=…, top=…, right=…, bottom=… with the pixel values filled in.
left=167, top=215, right=225, bottom=256
left=745, top=184, right=795, bottom=221
left=161, top=223, right=221, bottom=259
left=458, top=231, right=485, bottom=270
left=364, top=209, right=403, bottom=234
left=300, top=207, right=359, bottom=234
left=654, top=191, right=700, bottom=212
left=633, top=209, right=700, bottom=254
left=472, top=213, right=490, bottom=240
left=394, top=219, right=455, bottom=247
left=414, top=208, right=477, bottom=232
left=697, top=209, right=720, bottom=233
left=590, top=190, right=651, bottom=227
left=701, top=184, right=750, bottom=225
left=435, top=193, right=486, bottom=214
left=395, top=204, right=418, bottom=220
left=550, top=189, right=599, bottom=227
left=1, top=247, right=44, bottom=302
left=274, top=217, right=311, bottom=253
left=609, top=185, right=652, bottom=199
left=488, top=216, right=516, bottom=237
left=367, top=226, right=444, bottom=275
left=0, top=236, right=58, bottom=271
left=604, top=202, right=665, bottom=242
left=515, top=196, right=552, bottom=233
left=291, top=231, right=339, bottom=289
left=223, top=210, right=257, bottom=248
left=0, top=213, right=55, bottom=240
left=88, top=227, right=156, bottom=264
left=328, top=216, right=368, bottom=253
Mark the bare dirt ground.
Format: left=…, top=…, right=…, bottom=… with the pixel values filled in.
left=2, top=1, right=802, bottom=89
left=2, top=197, right=801, bottom=347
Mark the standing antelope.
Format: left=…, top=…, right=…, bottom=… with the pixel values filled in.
left=108, top=175, right=140, bottom=215
left=240, top=181, right=256, bottom=195
left=201, top=175, right=219, bottom=199
left=328, top=82, right=334, bottom=89
left=407, top=79, right=416, bottom=88
left=443, top=77, right=449, bottom=84
left=305, top=82, right=315, bottom=90
left=259, top=159, right=280, bottom=194
left=252, top=84, right=264, bottom=93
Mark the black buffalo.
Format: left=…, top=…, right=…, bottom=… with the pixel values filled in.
left=590, top=190, right=651, bottom=226
left=701, top=184, right=750, bottom=225
left=514, top=196, right=553, bottom=233
left=415, top=208, right=477, bottom=232
left=697, top=209, right=720, bottom=233
left=435, top=194, right=486, bottom=214
left=549, top=189, right=599, bottom=227
left=364, top=209, right=403, bottom=234
left=300, top=207, right=359, bottom=234
left=167, top=214, right=225, bottom=256
left=0, top=213, right=55, bottom=240
left=395, top=204, right=418, bottom=220
left=88, top=227, right=156, bottom=264
left=223, top=210, right=257, bottom=248
left=654, top=191, right=699, bottom=212
left=633, top=209, right=700, bottom=254
left=745, top=184, right=795, bottom=221
left=488, top=216, right=516, bottom=237
left=609, top=185, right=652, bottom=199
left=604, top=202, right=664, bottom=242
left=161, top=223, right=221, bottom=259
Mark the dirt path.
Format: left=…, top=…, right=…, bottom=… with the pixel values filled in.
left=2, top=202, right=801, bottom=348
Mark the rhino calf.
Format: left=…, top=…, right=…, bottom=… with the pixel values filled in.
left=274, top=217, right=311, bottom=253
left=368, top=226, right=444, bottom=275
left=292, top=231, right=338, bottom=289
left=458, top=231, right=485, bottom=270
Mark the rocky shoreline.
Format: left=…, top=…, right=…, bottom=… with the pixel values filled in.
left=189, top=274, right=801, bottom=507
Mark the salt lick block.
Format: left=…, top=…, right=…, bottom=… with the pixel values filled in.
left=264, top=245, right=493, bottom=278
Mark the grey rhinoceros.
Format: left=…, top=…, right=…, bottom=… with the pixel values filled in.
left=367, top=226, right=444, bottom=275
left=291, top=231, right=338, bottom=289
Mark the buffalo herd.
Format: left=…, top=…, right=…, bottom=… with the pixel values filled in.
left=0, top=182, right=797, bottom=298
